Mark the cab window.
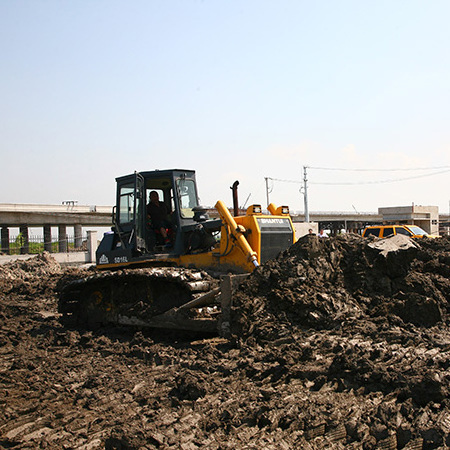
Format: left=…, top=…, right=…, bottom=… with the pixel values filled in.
left=383, top=227, right=394, bottom=237
left=145, top=177, right=174, bottom=215
left=146, top=189, right=164, bottom=208
left=364, top=228, right=380, bottom=237
left=176, top=178, right=198, bottom=218
left=396, top=227, right=413, bottom=237
left=406, top=226, right=427, bottom=236
left=118, top=183, right=136, bottom=224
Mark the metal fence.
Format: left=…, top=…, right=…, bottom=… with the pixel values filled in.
left=2, top=234, right=87, bottom=255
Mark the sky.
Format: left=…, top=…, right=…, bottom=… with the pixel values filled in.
left=1, top=0, right=450, bottom=215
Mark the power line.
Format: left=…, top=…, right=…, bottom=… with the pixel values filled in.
left=266, top=177, right=301, bottom=184
left=308, top=165, right=450, bottom=172
left=265, top=165, right=449, bottom=214
left=310, top=168, right=450, bottom=185
left=266, top=167, right=450, bottom=186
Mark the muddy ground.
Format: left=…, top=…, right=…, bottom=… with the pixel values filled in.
left=1, top=234, right=450, bottom=449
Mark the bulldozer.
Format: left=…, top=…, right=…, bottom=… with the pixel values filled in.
left=59, top=169, right=296, bottom=335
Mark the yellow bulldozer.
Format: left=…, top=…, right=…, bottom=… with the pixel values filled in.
left=59, top=169, right=296, bottom=335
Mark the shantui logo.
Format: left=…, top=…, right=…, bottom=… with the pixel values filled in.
left=99, top=254, right=109, bottom=265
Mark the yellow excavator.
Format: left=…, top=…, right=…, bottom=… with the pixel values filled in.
left=59, top=169, right=296, bottom=334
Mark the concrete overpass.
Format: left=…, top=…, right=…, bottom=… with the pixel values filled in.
left=0, top=203, right=112, bottom=254
left=0, top=203, right=112, bottom=226
left=1, top=202, right=448, bottom=255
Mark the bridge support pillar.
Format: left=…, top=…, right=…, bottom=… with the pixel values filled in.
left=1, top=227, right=10, bottom=254
left=58, top=225, right=67, bottom=253
left=74, top=224, right=83, bottom=248
left=19, top=225, right=29, bottom=254
left=87, top=230, right=98, bottom=263
left=44, top=225, right=52, bottom=252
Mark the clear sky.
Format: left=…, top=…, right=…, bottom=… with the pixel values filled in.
left=1, top=1, right=449, bottom=215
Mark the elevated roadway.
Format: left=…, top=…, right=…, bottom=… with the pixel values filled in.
left=292, top=211, right=382, bottom=223
left=2, top=203, right=448, bottom=231
left=1, top=203, right=448, bottom=255
left=1, top=204, right=381, bottom=228
left=0, top=203, right=113, bottom=254
left=0, top=203, right=112, bottom=226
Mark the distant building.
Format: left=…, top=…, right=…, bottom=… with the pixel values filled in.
left=379, top=205, right=439, bottom=235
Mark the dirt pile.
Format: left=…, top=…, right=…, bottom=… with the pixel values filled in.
left=1, top=236, right=450, bottom=449
left=0, top=252, right=92, bottom=301
left=232, top=234, right=449, bottom=337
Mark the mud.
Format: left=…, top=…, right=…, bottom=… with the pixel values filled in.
left=1, top=235, right=450, bottom=449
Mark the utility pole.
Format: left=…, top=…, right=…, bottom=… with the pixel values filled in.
left=265, top=177, right=270, bottom=207
left=303, top=166, right=309, bottom=223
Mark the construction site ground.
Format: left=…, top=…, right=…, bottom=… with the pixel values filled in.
left=1, top=233, right=450, bottom=449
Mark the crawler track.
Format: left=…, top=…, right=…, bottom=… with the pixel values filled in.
left=58, top=267, right=219, bottom=328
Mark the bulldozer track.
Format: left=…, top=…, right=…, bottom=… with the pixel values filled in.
left=58, top=267, right=219, bottom=329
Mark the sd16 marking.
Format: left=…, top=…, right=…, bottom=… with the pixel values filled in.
left=114, top=256, right=128, bottom=264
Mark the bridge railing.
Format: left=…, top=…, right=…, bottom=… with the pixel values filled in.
left=2, top=234, right=88, bottom=255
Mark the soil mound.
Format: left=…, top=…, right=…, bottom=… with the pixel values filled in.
left=0, top=252, right=92, bottom=300
left=232, top=234, right=449, bottom=339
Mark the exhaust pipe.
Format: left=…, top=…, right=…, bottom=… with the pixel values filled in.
left=231, top=180, right=239, bottom=216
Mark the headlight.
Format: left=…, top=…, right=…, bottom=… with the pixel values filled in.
left=274, top=205, right=289, bottom=215
left=247, top=204, right=262, bottom=215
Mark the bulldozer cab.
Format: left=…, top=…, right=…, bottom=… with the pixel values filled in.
left=142, top=170, right=201, bottom=251
left=97, top=169, right=218, bottom=266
